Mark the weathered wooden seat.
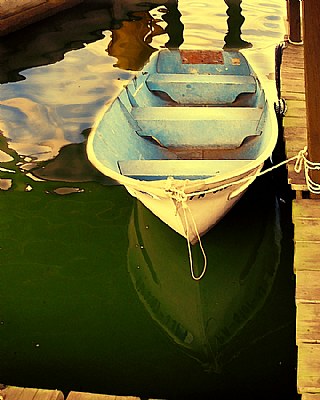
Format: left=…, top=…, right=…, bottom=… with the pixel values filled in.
left=118, top=159, right=251, bottom=180
left=132, top=106, right=263, bottom=148
left=146, top=73, right=257, bottom=104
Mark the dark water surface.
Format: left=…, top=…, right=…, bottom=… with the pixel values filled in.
left=0, top=1, right=299, bottom=399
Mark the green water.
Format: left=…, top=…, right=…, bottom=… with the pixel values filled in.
left=0, top=1, right=298, bottom=399
left=0, top=170, right=297, bottom=398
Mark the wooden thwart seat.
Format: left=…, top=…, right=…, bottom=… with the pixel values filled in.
left=118, top=159, right=252, bottom=180
left=132, top=106, right=263, bottom=148
left=146, top=73, right=257, bottom=104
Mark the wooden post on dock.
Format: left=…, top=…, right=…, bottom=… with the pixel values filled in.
left=287, top=0, right=302, bottom=43
left=302, top=0, right=320, bottom=197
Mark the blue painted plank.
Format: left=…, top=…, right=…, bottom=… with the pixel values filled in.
left=132, top=107, right=263, bottom=148
left=118, top=159, right=251, bottom=180
left=147, top=74, right=256, bottom=104
left=92, top=99, right=177, bottom=173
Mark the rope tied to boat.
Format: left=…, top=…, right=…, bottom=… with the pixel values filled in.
left=182, top=204, right=208, bottom=281
left=165, top=177, right=188, bottom=207
left=165, top=177, right=207, bottom=281
left=164, top=146, right=319, bottom=280
left=182, top=147, right=311, bottom=199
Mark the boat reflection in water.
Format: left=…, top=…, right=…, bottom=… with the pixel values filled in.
left=127, top=176, right=282, bottom=372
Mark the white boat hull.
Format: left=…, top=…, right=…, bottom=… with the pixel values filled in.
left=125, top=164, right=262, bottom=244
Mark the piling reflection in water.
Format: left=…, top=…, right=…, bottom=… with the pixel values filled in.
left=107, top=1, right=183, bottom=70
left=224, top=0, right=252, bottom=50
left=127, top=175, right=282, bottom=372
left=107, top=11, right=165, bottom=71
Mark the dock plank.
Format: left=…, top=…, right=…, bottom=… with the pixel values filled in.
left=285, top=102, right=306, bottom=119
left=282, top=92, right=306, bottom=101
left=0, top=386, right=64, bottom=400
left=296, top=270, right=320, bottom=303
left=293, top=218, right=320, bottom=242
left=282, top=83, right=306, bottom=95
left=294, top=241, right=320, bottom=271
left=297, top=303, right=320, bottom=343
left=293, top=199, right=320, bottom=219
left=302, top=395, right=320, bottom=400
left=283, top=127, right=307, bottom=150
left=66, top=393, right=139, bottom=400
left=293, top=200, right=320, bottom=243
left=298, top=344, right=320, bottom=393
left=283, top=116, right=307, bottom=128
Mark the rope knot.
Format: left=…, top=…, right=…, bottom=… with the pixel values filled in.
left=165, top=177, right=188, bottom=203
left=294, top=146, right=308, bottom=174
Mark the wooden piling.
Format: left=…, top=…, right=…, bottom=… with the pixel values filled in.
left=287, top=0, right=302, bottom=43
left=302, top=0, right=320, bottom=196
left=281, top=42, right=307, bottom=197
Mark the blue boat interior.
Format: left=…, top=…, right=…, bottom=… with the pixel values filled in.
left=92, top=50, right=269, bottom=181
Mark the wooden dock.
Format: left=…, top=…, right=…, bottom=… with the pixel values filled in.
left=0, top=0, right=84, bottom=36
left=0, top=385, right=156, bottom=400
left=281, top=42, right=320, bottom=399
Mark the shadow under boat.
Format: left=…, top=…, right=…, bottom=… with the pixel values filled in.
left=127, top=174, right=282, bottom=371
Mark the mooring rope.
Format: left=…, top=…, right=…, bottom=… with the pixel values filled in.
left=167, top=177, right=207, bottom=280
left=294, top=146, right=320, bottom=194
left=182, top=202, right=207, bottom=281
left=166, top=146, right=319, bottom=280
left=184, top=147, right=309, bottom=199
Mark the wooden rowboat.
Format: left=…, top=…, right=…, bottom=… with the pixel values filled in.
left=87, top=49, right=278, bottom=244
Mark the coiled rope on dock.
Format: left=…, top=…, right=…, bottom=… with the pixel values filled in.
left=294, top=146, right=320, bottom=194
